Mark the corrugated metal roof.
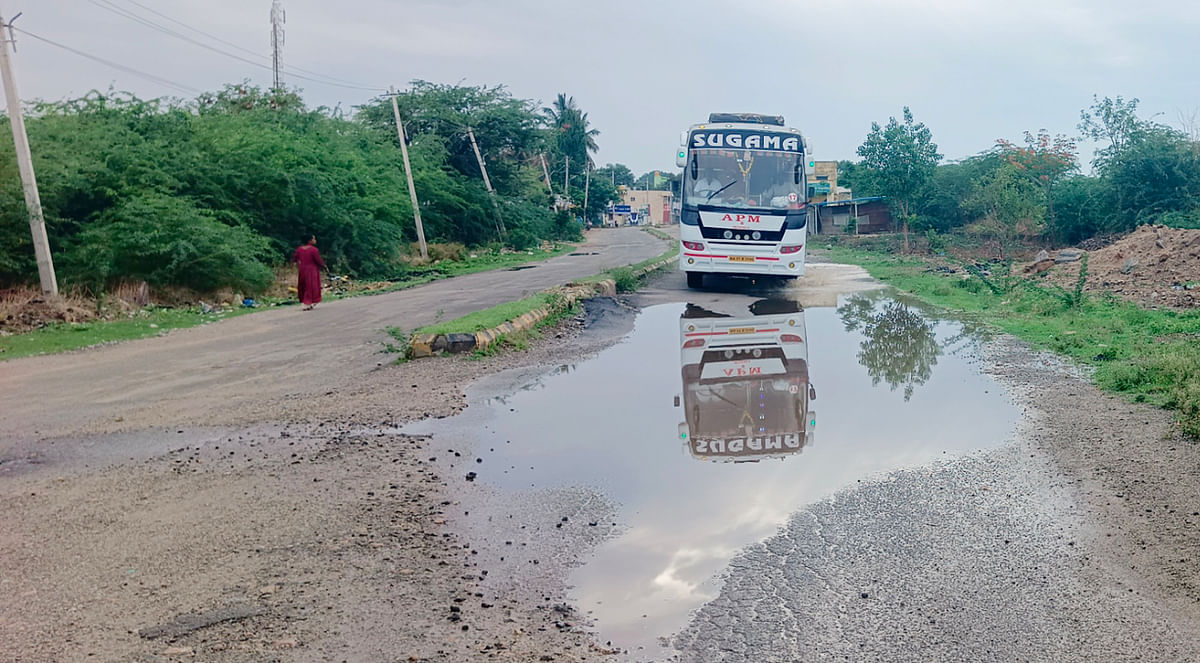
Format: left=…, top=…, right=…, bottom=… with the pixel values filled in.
left=813, top=196, right=886, bottom=207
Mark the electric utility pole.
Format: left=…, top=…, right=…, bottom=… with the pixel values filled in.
left=539, top=153, right=553, bottom=194
left=582, top=165, right=590, bottom=228
left=0, top=14, right=56, bottom=295
left=390, top=87, right=427, bottom=259
left=270, top=0, right=285, bottom=90
left=467, top=126, right=505, bottom=239
left=564, top=155, right=569, bottom=196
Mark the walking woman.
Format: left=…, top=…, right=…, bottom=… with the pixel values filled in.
left=293, top=235, right=327, bottom=310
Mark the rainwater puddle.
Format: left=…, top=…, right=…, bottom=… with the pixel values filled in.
left=409, top=291, right=1018, bottom=657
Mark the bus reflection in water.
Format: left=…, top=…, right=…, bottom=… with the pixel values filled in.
left=674, top=300, right=817, bottom=463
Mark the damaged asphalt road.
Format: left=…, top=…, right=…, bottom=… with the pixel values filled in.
left=3, top=251, right=1200, bottom=662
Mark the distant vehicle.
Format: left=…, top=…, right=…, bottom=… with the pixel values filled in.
left=674, top=300, right=817, bottom=462
left=676, top=113, right=810, bottom=289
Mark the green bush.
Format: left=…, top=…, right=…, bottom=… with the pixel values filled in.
left=1, top=84, right=615, bottom=292
left=61, top=192, right=274, bottom=293
left=611, top=267, right=638, bottom=293
left=552, top=210, right=583, bottom=242
left=1157, top=209, right=1200, bottom=230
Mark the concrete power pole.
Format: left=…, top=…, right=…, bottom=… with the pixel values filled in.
left=564, top=155, right=569, bottom=201
left=0, top=15, right=56, bottom=295
left=582, top=165, right=590, bottom=228
left=539, top=153, right=553, bottom=194
left=390, top=87, right=427, bottom=260
left=270, top=0, right=285, bottom=90
left=467, top=126, right=505, bottom=239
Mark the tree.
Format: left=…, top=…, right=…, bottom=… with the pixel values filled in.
left=1078, top=95, right=1149, bottom=168
left=838, top=294, right=942, bottom=402
left=543, top=93, right=599, bottom=171
left=595, top=163, right=635, bottom=187
left=913, top=151, right=1004, bottom=233
left=836, top=160, right=875, bottom=198
left=963, top=164, right=1045, bottom=259
left=995, top=129, right=1078, bottom=230
left=856, top=107, right=942, bottom=251
left=634, top=169, right=677, bottom=191
left=1101, top=125, right=1200, bottom=230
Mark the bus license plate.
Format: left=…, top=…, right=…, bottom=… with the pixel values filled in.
left=729, top=255, right=755, bottom=263
left=728, top=327, right=755, bottom=334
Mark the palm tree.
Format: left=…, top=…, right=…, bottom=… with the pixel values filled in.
left=543, top=93, right=600, bottom=168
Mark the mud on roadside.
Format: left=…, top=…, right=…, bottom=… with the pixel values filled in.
left=0, top=299, right=638, bottom=663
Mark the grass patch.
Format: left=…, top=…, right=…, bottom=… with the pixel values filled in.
left=643, top=226, right=673, bottom=241
left=382, top=326, right=409, bottom=363
left=0, top=306, right=259, bottom=360
left=470, top=301, right=582, bottom=358
left=414, top=292, right=562, bottom=337
left=610, top=267, right=639, bottom=293
left=0, top=243, right=577, bottom=361
left=830, top=246, right=1200, bottom=437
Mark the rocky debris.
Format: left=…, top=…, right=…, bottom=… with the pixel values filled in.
left=1040, top=224, right=1200, bottom=308
left=1055, top=249, right=1083, bottom=263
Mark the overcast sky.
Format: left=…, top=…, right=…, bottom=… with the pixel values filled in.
left=10, top=0, right=1200, bottom=174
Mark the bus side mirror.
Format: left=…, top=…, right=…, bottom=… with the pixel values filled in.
left=794, top=157, right=802, bottom=185
left=691, top=154, right=698, bottom=180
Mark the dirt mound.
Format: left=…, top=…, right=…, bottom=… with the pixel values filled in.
left=0, top=288, right=99, bottom=334
left=1042, top=225, right=1200, bottom=308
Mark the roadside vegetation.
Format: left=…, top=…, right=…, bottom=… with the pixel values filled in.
left=415, top=291, right=564, bottom=337
left=841, top=96, right=1200, bottom=256
left=0, top=83, right=634, bottom=297
left=0, top=241, right=575, bottom=360
left=829, top=95, right=1200, bottom=437
left=831, top=246, right=1200, bottom=438
left=405, top=228, right=677, bottom=355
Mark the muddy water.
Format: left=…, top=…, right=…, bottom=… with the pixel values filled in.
left=411, top=292, right=1018, bottom=657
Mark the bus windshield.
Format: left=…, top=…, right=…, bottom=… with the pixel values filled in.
left=684, top=148, right=804, bottom=211
left=683, top=376, right=805, bottom=439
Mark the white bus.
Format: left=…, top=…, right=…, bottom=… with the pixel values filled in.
left=675, top=300, right=817, bottom=462
left=676, top=113, right=810, bottom=289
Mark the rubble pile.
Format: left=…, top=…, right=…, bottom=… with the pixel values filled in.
left=1038, top=224, right=1200, bottom=308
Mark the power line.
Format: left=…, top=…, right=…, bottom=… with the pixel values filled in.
left=13, top=27, right=200, bottom=95
left=86, top=0, right=384, bottom=93
left=119, top=0, right=372, bottom=89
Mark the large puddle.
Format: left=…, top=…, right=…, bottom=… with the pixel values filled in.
left=409, top=290, right=1018, bottom=657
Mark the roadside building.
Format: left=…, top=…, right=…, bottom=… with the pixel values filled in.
left=607, top=187, right=674, bottom=226
left=807, top=160, right=853, bottom=203
left=811, top=196, right=893, bottom=235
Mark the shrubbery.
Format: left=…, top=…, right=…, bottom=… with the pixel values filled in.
left=0, top=83, right=615, bottom=293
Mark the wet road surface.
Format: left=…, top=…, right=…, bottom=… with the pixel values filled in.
left=408, top=265, right=1200, bottom=661
left=0, top=227, right=667, bottom=444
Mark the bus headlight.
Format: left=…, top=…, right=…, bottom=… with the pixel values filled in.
left=752, top=231, right=761, bottom=240
left=724, top=230, right=733, bottom=239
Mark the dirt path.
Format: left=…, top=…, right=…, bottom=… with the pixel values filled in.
left=0, top=227, right=667, bottom=444
left=5, top=246, right=1199, bottom=662
left=0, top=315, right=634, bottom=662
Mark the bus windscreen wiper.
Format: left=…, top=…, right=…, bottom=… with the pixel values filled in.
left=707, top=180, right=738, bottom=201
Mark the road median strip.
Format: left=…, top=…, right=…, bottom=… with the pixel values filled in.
left=406, top=239, right=677, bottom=358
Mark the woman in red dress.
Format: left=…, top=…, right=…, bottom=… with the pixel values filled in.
left=292, top=235, right=327, bottom=310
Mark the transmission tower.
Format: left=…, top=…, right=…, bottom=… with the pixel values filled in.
left=270, top=0, right=285, bottom=90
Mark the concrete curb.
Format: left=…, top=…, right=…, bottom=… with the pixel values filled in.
left=406, top=251, right=677, bottom=358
